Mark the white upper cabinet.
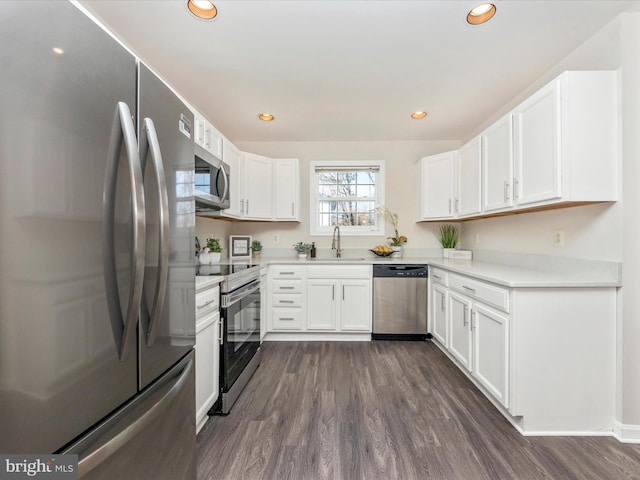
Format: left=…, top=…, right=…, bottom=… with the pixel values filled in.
left=222, top=137, right=243, bottom=218
left=419, top=70, right=618, bottom=222
left=419, top=150, right=456, bottom=220
left=513, top=79, right=562, bottom=206
left=513, top=70, right=617, bottom=207
left=482, top=114, right=514, bottom=213
left=274, top=159, right=300, bottom=221
left=195, top=115, right=223, bottom=160
left=243, top=152, right=274, bottom=220
left=456, top=136, right=482, bottom=217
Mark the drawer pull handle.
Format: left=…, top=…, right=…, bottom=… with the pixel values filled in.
left=280, top=272, right=295, bottom=275
left=280, top=317, right=295, bottom=321
left=279, top=286, right=295, bottom=290
left=279, top=300, right=295, bottom=304
left=196, top=299, right=215, bottom=309
left=433, top=274, right=442, bottom=280
left=462, top=285, right=476, bottom=293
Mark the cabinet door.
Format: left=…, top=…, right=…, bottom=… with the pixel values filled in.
left=513, top=80, right=562, bottom=206
left=482, top=114, right=514, bottom=212
left=274, top=159, right=299, bottom=220
left=195, top=312, right=219, bottom=432
left=457, top=137, right=482, bottom=217
left=243, top=152, right=273, bottom=219
left=472, top=304, right=509, bottom=408
left=222, top=138, right=243, bottom=217
left=339, top=280, right=372, bottom=332
left=430, top=284, right=448, bottom=346
left=195, top=117, right=206, bottom=149
left=449, top=292, right=473, bottom=371
left=306, top=280, right=336, bottom=330
left=420, top=151, right=456, bottom=219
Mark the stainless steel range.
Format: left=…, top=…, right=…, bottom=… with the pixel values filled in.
left=198, top=263, right=262, bottom=414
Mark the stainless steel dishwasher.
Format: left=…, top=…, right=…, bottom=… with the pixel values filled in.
left=372, top=264, right=428, bottom=340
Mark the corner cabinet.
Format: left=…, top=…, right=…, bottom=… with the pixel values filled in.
left=428, top=267, right=616, bottom=433
left=419, top=70, right=618, bottom=223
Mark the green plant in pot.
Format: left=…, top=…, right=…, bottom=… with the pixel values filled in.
left=251, top=240, right=263, bottom=257
left=293, top=242, right=312, bottom=258
left=205, top=237, right=223, bottom=263
left=438, top=224, right=461, bottom=258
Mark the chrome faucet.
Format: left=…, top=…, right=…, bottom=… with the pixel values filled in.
left=332, top=225, right=342, bottom=258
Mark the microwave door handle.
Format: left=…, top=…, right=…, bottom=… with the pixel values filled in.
left=221, top=164, right=229, bottom=204
left=103, top=102, right=146, bottom=361
left=140, top=118, right=170, bottom=347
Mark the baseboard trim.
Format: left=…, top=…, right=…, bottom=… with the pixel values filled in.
left=613, top=421, right=640, bottom=443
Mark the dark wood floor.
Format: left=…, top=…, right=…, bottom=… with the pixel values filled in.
left=197, top=341, right=640, bottom=480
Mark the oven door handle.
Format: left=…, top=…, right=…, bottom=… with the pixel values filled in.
left=222, top=281, right=260, bottom=308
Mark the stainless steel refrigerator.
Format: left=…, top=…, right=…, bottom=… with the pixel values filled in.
left=0, top=2, right=197, bottom=478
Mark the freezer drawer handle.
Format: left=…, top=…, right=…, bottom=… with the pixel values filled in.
left=139, top=117, right=170, bottom=347
left=102, top=102, right=146, bottom=361
left=77, top=356, right=194, bottom=477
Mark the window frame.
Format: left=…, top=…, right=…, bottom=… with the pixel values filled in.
left=309, top=160, right=385, bottom=237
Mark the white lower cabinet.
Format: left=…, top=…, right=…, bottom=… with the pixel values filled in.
left=449, top=291, right=474, bottom=371
left=428, top=267, right=616, bottom=433
left=267, top=264, right=372, bottom=336
left=195, top=283, right=220, bottom=433
left=472, top=303, right=509, bottom=408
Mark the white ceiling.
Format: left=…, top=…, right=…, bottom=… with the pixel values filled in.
left=79, top=0, right=640, bottom=143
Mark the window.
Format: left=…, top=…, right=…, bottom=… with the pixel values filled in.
left=310, top=160, right=385, bottom=236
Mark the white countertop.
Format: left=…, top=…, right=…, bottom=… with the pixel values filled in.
left=195, top=275, right=223, bottom=291
left=242, top=255, right=621, bottom=288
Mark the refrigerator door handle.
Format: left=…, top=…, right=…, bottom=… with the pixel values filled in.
left=103, top=101, right=146, bottom=361
left=140, top=117, right=170, bottom=347
left=76, top=355, right=194, bottom=477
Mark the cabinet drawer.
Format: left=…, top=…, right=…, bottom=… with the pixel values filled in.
left=430, top=267, right=449, bottom=286
left=272, top=308, right=303, bottom=330
left=270, top=265, right=304, bottom=279
left=307, top=265, right=371, bottom=279
left=272, top=293, right=303, bottom=308
left=449, top=274, right=510, bottom=313
left=272, top=279, right=303, bottom=294
left=196, top=286, right=219, bottom=318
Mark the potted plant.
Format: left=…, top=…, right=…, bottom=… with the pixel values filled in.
left=374, top=206, right=407, bottom=258
left=205, top=237, right=223, bottom=263
left=251, top=240, right=263, bottom=258
left=438, top=224, right=461, bottom=258
left=293, top=242, right=312, bottom=259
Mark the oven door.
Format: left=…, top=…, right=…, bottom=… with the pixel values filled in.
left=220, top=280, right=260, bottom=392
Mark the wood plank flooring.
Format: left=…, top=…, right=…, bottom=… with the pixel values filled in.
left=197, top=341, right=640, bottom=480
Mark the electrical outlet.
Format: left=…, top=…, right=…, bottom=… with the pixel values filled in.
left=553, top=229, right=565, bottom=247
left=273, top=234, right=280, bottom=244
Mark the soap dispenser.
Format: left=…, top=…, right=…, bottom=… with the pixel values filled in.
left=310, top=242, right=316, bottom=258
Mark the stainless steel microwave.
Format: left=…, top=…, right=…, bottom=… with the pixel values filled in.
left=194, top=143, right=230, bottom=212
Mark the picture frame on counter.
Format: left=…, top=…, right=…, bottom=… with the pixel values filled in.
left=229, top=235, right=252, bottom=259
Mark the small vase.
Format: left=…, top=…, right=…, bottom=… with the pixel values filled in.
left=297, top=253, right=308, bottom=259
left=391, top=246, right=403, bottom=258
left=199, top=249, right=211, bottom=265
left=443, top=248, right=455, bottom=258
left=252, top=251, right=261, bottom=259
left=209, top=252, right=221, bottom=264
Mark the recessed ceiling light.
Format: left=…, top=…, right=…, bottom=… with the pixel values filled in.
left=52, top=47, right=64, bottom=55
left=187, top=0, right=217, bottom=20
left=467, top=3, right=496, bottom=25
left=258, top=113, right=275, bottom=122
left=411, top=111, right=427, bottom=120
